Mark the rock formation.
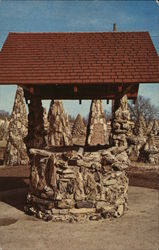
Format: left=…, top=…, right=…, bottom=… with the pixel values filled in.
left=127, top=115, right=159, bottom=161
left=139, top=135, right=159, bottom=165
left=4, top=86, right=29, bottom=166
left=110, top=95, right=133, bottom=148
left=72, top=114, right=86, bottom=145
left=150, top=120, right=159, bottom=136
left=48, top=100, right=72, bottom=146
left=86, top=100, right=108, bottom=146
left=147, top=120, right=154, bottom=136
left=133, top=114, right=147, bottom=137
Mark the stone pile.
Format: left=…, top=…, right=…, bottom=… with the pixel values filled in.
left=127, top=116, right=148, bottom=161
left=139, top=135, right=159, bottom=165
left=150, top=120, right=159, bottom=136
left=72, top=114, right=86, bottom=146
left=4, top=86, right=29, bottom=166
left=110, top=95, right=134, bottom=148
left=24, top=145, right=129, bottom=222
left=48, top=100, right=72, bottom=146
left=134, top=114, right=147, bottom=137
left=147, top=120, right=154, bottom=136
left=86, top=100, right=108, bottom=146
left=127, top=115, right=159, bottom=163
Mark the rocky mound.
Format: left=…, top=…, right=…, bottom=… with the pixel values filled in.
left=4, top=86, right=29, bottom=166
left=48, top=100, right=72, bottom=146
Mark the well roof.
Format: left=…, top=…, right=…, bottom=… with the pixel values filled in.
left=0, top=32, right=159, bottom=85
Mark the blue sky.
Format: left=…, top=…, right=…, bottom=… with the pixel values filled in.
left=0, top=0, right=159, bottom=117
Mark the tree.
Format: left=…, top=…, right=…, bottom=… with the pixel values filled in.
left=128, top=95, right=159, bottom=124
left=0, top=110, right=10, bottom=120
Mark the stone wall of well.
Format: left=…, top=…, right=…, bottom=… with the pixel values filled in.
left=25, top=146, right=129, bottom=222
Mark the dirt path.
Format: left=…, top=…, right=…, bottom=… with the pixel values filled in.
left=127, top=165, right=159, bottom=190
left=0, top=186, right=159, bottom=250
left=0, top=165, right=159, bottom=250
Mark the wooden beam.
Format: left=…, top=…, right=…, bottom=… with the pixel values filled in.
left=74, top=86, right=78, bottom=93
left=23, top=84, right=139, bottom=100
left=118, top=84, right=123, bottom=93
left=29, top=87, right=34, bottom=95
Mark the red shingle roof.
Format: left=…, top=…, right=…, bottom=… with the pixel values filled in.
left=0, top=32, right=159, bottom=84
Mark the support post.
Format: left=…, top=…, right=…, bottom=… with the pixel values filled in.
left=25, top=96, right=47, bottom=151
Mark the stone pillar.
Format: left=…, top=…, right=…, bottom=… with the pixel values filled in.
left=110, top=95, right=132, bottom=148
left=48, top=100, right=72, bottom=146
left=4, top=86, right=29, bottom=166
left=25, top=97, right=47, bottom=150
left=86, top=100, right=108, bottom=146
left=72, top=114, right=86, bottom=145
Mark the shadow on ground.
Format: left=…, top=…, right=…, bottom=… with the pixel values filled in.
left=0, top=176, right=29, bottom=211
left=0, top=176, right=29, bottom=191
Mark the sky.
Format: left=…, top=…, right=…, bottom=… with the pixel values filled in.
left=0, top=0, right=159, bottom=117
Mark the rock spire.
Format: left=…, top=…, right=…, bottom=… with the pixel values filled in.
left=4, top=86, right=29, bottom=166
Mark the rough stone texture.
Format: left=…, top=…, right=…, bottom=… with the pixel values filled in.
left=0, top=118, right=9, bottom=140
left=134, top=114, right=147, bottom=137
left=25, top=146, right=129, bottom=222
left=139, top=135, right=159, bottom=165
left=48, top=100, right=72, bottom=146
left=25, top=97, right=47, bottom=150
left=43, top=107, right=49, bottom=133
left=4, top=86, right=29, bottom=166
left=147, top=120, right=154, bottom=136
left=127, top=135, right=146, bottom=161
left=150, top=120, right=159, bottom=136
left=86, top=100, right=108, bottom=146
left=43, top=107, right=49, bottom=145
left=110, top=95, right=134, bottom=148
left=128, top=118, right=159, bottom=162
left=72, top=114, right=86, bottom=146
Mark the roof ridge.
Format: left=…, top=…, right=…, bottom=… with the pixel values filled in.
left=8, top=31, right=149, bottom=34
